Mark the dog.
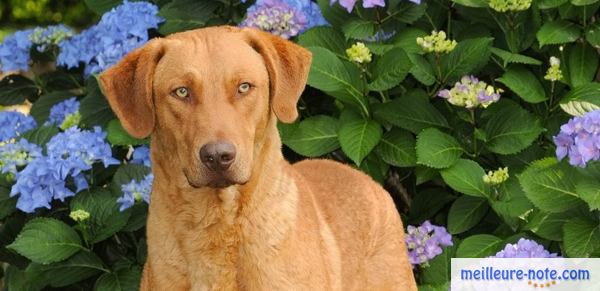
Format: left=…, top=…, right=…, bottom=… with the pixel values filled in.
left=100, top=26, right=417, bottom=291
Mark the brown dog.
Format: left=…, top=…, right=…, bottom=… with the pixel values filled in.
left=100, top=26, right=417, bottom=291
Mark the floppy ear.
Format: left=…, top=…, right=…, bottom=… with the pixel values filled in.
left=99, top=39, right=164, bottom=138
left=243, top=28, right=312, bottom=123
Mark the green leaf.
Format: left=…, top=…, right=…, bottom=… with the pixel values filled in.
left=537, top=20, right=581, bottom=47
left=81, top=78, right=116, bottom=128
left=374, top=128, right=416, bottom=167
left=416, top=128, right=463, bottom=169
left=447, top=196, right=489, bottom=234
left=71, top=190, right=132, bottom=244
left=441, top=159, right=490, bottom=197
left=283, top=115, right=340, bottom=157
left=111, top=164, right=151, bottom=199
left=571, top=0, right=599, bottom=6
left=408, top=53, right=437, bottom=85
left=576, top=176, right=600, bottom=210
left=94, top=266, right=142, bottom=291
left=341, top=19, right=376, bottom=40
left=29, top=91, right=74, bottom=125
left=388, top=1, right=427, bottom=24
left=409, top=189, right=455, bottom=224
left=415, top=165, right=439, bottom=185
left=524, top=210, right=570, bottom=241
left=358, top=152, right=389, bottom=184
left=490, top=178, right=534, bottom=227
left=518, top=158, right=583, bottom=213
left=20, top=125, right=60, bottom=147
left=560, top=83, right=600, bottom=116
left=441, top=38, right=493, bottom=83
left=317, top=0, right=350, bottom=28
left=563, top=217, right=600, bottom=257
left=39, top=251, right=106, bottom=287
left=158, top=0, right=219, bottom=35
left=490, top=47, right=543, bottom=67
left=368, top=47, right=412, bottom=91
left=297, top=26, right=347, bottom=57
left=451, top=0, right=489, bottom=7
left=421, top=245, right=456, bottom=285
left=0, top=186, right=16, bottom=220
left=0, top=75, right=39, bottom=106
left=5, top=265, right=47, bottom=291
left=567, top=43, right=598, bottom=87
left=106, top=119, right=148, bottom=146
left=338, top=115, right=382, bottom=166
left=538, top=0, right=569, bottom=9
left=373, top=93, right=449, bottom=133
left=392, top=28, right=428, bottom=55
left=456, top=234, right=503, bottom=258
left=484, top=101, right=543, bottom=155
left=8, top=218, right=83, bottom=264
left=84, top=0, right=121, bottom=14
left=497, top=66, right=547, bottom=103
left=585, top=22, right=600, bottom=48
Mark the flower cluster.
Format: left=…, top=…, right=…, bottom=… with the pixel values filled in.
left=554, top=110, right=600, bottom=167
left=0, top=29, right=33, bottom=72
left=0, top=139, right=42, bottom=178
left=0, top=111, right=37, bottom=142
left=10, top=127, right=119, bottom=213
left=346, top=42, right=372, bottom=64
left=489, top=0, right=532, bottom=13
left=30, top=25, right=73, bottom=52
left=69, top=209, right=91, bottom=222
left=117, top=173, right=153, bottom=211
left=331, top=0, right=420, bottom=13
left=57, top=1, right=163, bottom=76
left=416, top=31, right=457, bottom=54
left=491, top=238, right=559, bottom=258
left=483, top=167, right=509, bottom=185
left=438, top=76, right=503, bottom=109
left=47, top=97, right=81, bottom=129
left=544, top=56, right=563, bottom=82
left=131, top=145, right=151, bottom=167
left=241, top=0, right=326, bottom=39
left=405, top=220, right=453, bottom=266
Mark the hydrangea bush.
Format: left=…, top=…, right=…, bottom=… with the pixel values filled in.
left=1, top=0, right=600, bottom=289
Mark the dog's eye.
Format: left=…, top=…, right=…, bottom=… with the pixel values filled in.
left=238, top=83, right=251, bottom=94
left=173, top=87, right=190, bottom=99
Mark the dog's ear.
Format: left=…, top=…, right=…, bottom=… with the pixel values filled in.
left=99, top=39, right=164, bottom=138
left=243, top=28, right=312, bottom=123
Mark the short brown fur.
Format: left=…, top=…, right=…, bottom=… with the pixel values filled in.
left=100, top=26, right=417, bottom=291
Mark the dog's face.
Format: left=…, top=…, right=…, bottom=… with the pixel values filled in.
left=99, top=27, right=311, bottom=188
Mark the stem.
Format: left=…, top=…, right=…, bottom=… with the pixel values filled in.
left=470, top=109, right=478, bottom=156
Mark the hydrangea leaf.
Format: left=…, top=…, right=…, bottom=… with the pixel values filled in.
left=408, top=189, right=455, bottom=224
left=37, top=251, right=106, bottom=287
left=524, top=210, right=571, bottom=241
left=81, top=78, right=116, bottom=128
left=7, top=218, right=84, bottom=264
left=20, top=125, right=60, bottom=147
left=408, top=53, right=437, bottom=85
left=29, top=91, right=74, bottom=125
left=421, top=244, right=456, bottom=285
left=497, top=66, right=547, bottom=103
left=83, top=0, right=121, bottom=14
left=456, top=234, right=503, bottom=258
left=298, top=27, right=347, bottom=57
left=341, top=19, right=376, bottom=40
left=316, top=0, right=350, bottom=28
left=537, top=20, right=581, bottom=47
left=447, top=196, right=489, bottom=234
left=575, top=176, right=600, bottom=210
left=282, top=115, right=340, bottom=157
left=571, top=0, right=599, bottom=6
left=0, top=75, right=39, bottom=106
left=0, top=186, right=16, bottom=220
left=373, top=91, right=449, bottom=133
left=94, top=265, right=141, bottom=291
left=490, top=178, right=534, bottom=228
left=368, top=47, right=412, bottom=91
left=585, top=22, right=600, bottom=48
left=441, top=37, right=493, bottom=83
left=441, top=159, right=490, bottom=197
left=490, top=47, right=542, bottom=67
left=538, top=0, right=569, bottom=9
left=388, top=2, right=427, bottom=24
left=4, top=265, right=47, bottom=291
left=415, top=165, right=439, bottom=185
left=374, top=128, right=416, bottom=167
left=111, top=164, right=151, bottom=199
left=358, top=152, right=389, bottom=184
left=518, top=158, right=584, bottom=213
left=567, top=43, right=598, bottom=87
left=106, top=119, right=148, bottom=146
left=563, top=217, right=600, bottom=257
left=70, top=190, right=131, bottom=244
left=392, top=28, right=428, bottom=55
left=158, top=0, right=218, bottom=35
left=451, top=0, right=489, bottom=8
left=559, top=83, right=600, bottom=116
left=338, top=112, right=382, bottom=166
left=484, top=100, right=543, bottom=154
left=416, top=128, right=463, bottom=169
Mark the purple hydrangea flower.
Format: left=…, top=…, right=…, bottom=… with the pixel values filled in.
left=117, top=173, right=153, bottom=211
left=405, top=220, right=453, bottom=266
left=57, top=1, right=163, bottom=76
left=0, top=139, right=42, bottom=176
left=0, top=111, right=37, bottom=142
left=131, top=145, right=151, bottom=167
left=553, top=110, right=600, bottom=167
left=47, top=97, right=79, bottom=126
left=0, top=29, right=34, bottom=72
left=491, top=238, right=559, bottom=258
left=241, top=0, right=326, bottom=39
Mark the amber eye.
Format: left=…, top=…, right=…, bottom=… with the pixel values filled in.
left=173, top=87, right=189, bottom=98
left=238, top=83, right=251, bottom=94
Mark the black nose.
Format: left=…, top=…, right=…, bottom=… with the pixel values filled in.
left=200, top=141, right=236, bottom=171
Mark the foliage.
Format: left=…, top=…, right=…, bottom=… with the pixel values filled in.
left=1, top=0, right=600, bottom=289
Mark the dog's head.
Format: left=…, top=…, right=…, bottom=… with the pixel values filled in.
left=99, top=26, right=311, bottom=189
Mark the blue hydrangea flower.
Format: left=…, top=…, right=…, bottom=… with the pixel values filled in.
left=131, top=145, right=151, bottom=167
left=331, top=0, right=420, bottom=13
left=241, top=0, right=326, bottom=39
left=46, top=97, right=80, bottom=128
left=0, top=111, right=37, bottom=142
left=0, top=29, right=34, bottom=72
left=405, top=220, right=453, bottom=266
left=0, top=139, right=42, bottom=176
left=29, top=24, right=73, bottom=52
left=57, top=1, right=163, bottom=76
left=117, top=173, right=153, bottom=211
left=554, top=110, right=600, bottom=167
left=491, top=238, right=559, bottom=258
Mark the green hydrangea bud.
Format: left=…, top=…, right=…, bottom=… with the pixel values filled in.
left=346, top=42, right=372, bottom=64
left=544, top=56, right=563, bottom=82
left=416, top=31, right=457, bottom=54
left=59, top=112, right=81, bottom=130
left=69, top=209, right=91, bottom=222
left=489, top=0, right=532, bottom=12
left=483, top=167, right=509, bottom=185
